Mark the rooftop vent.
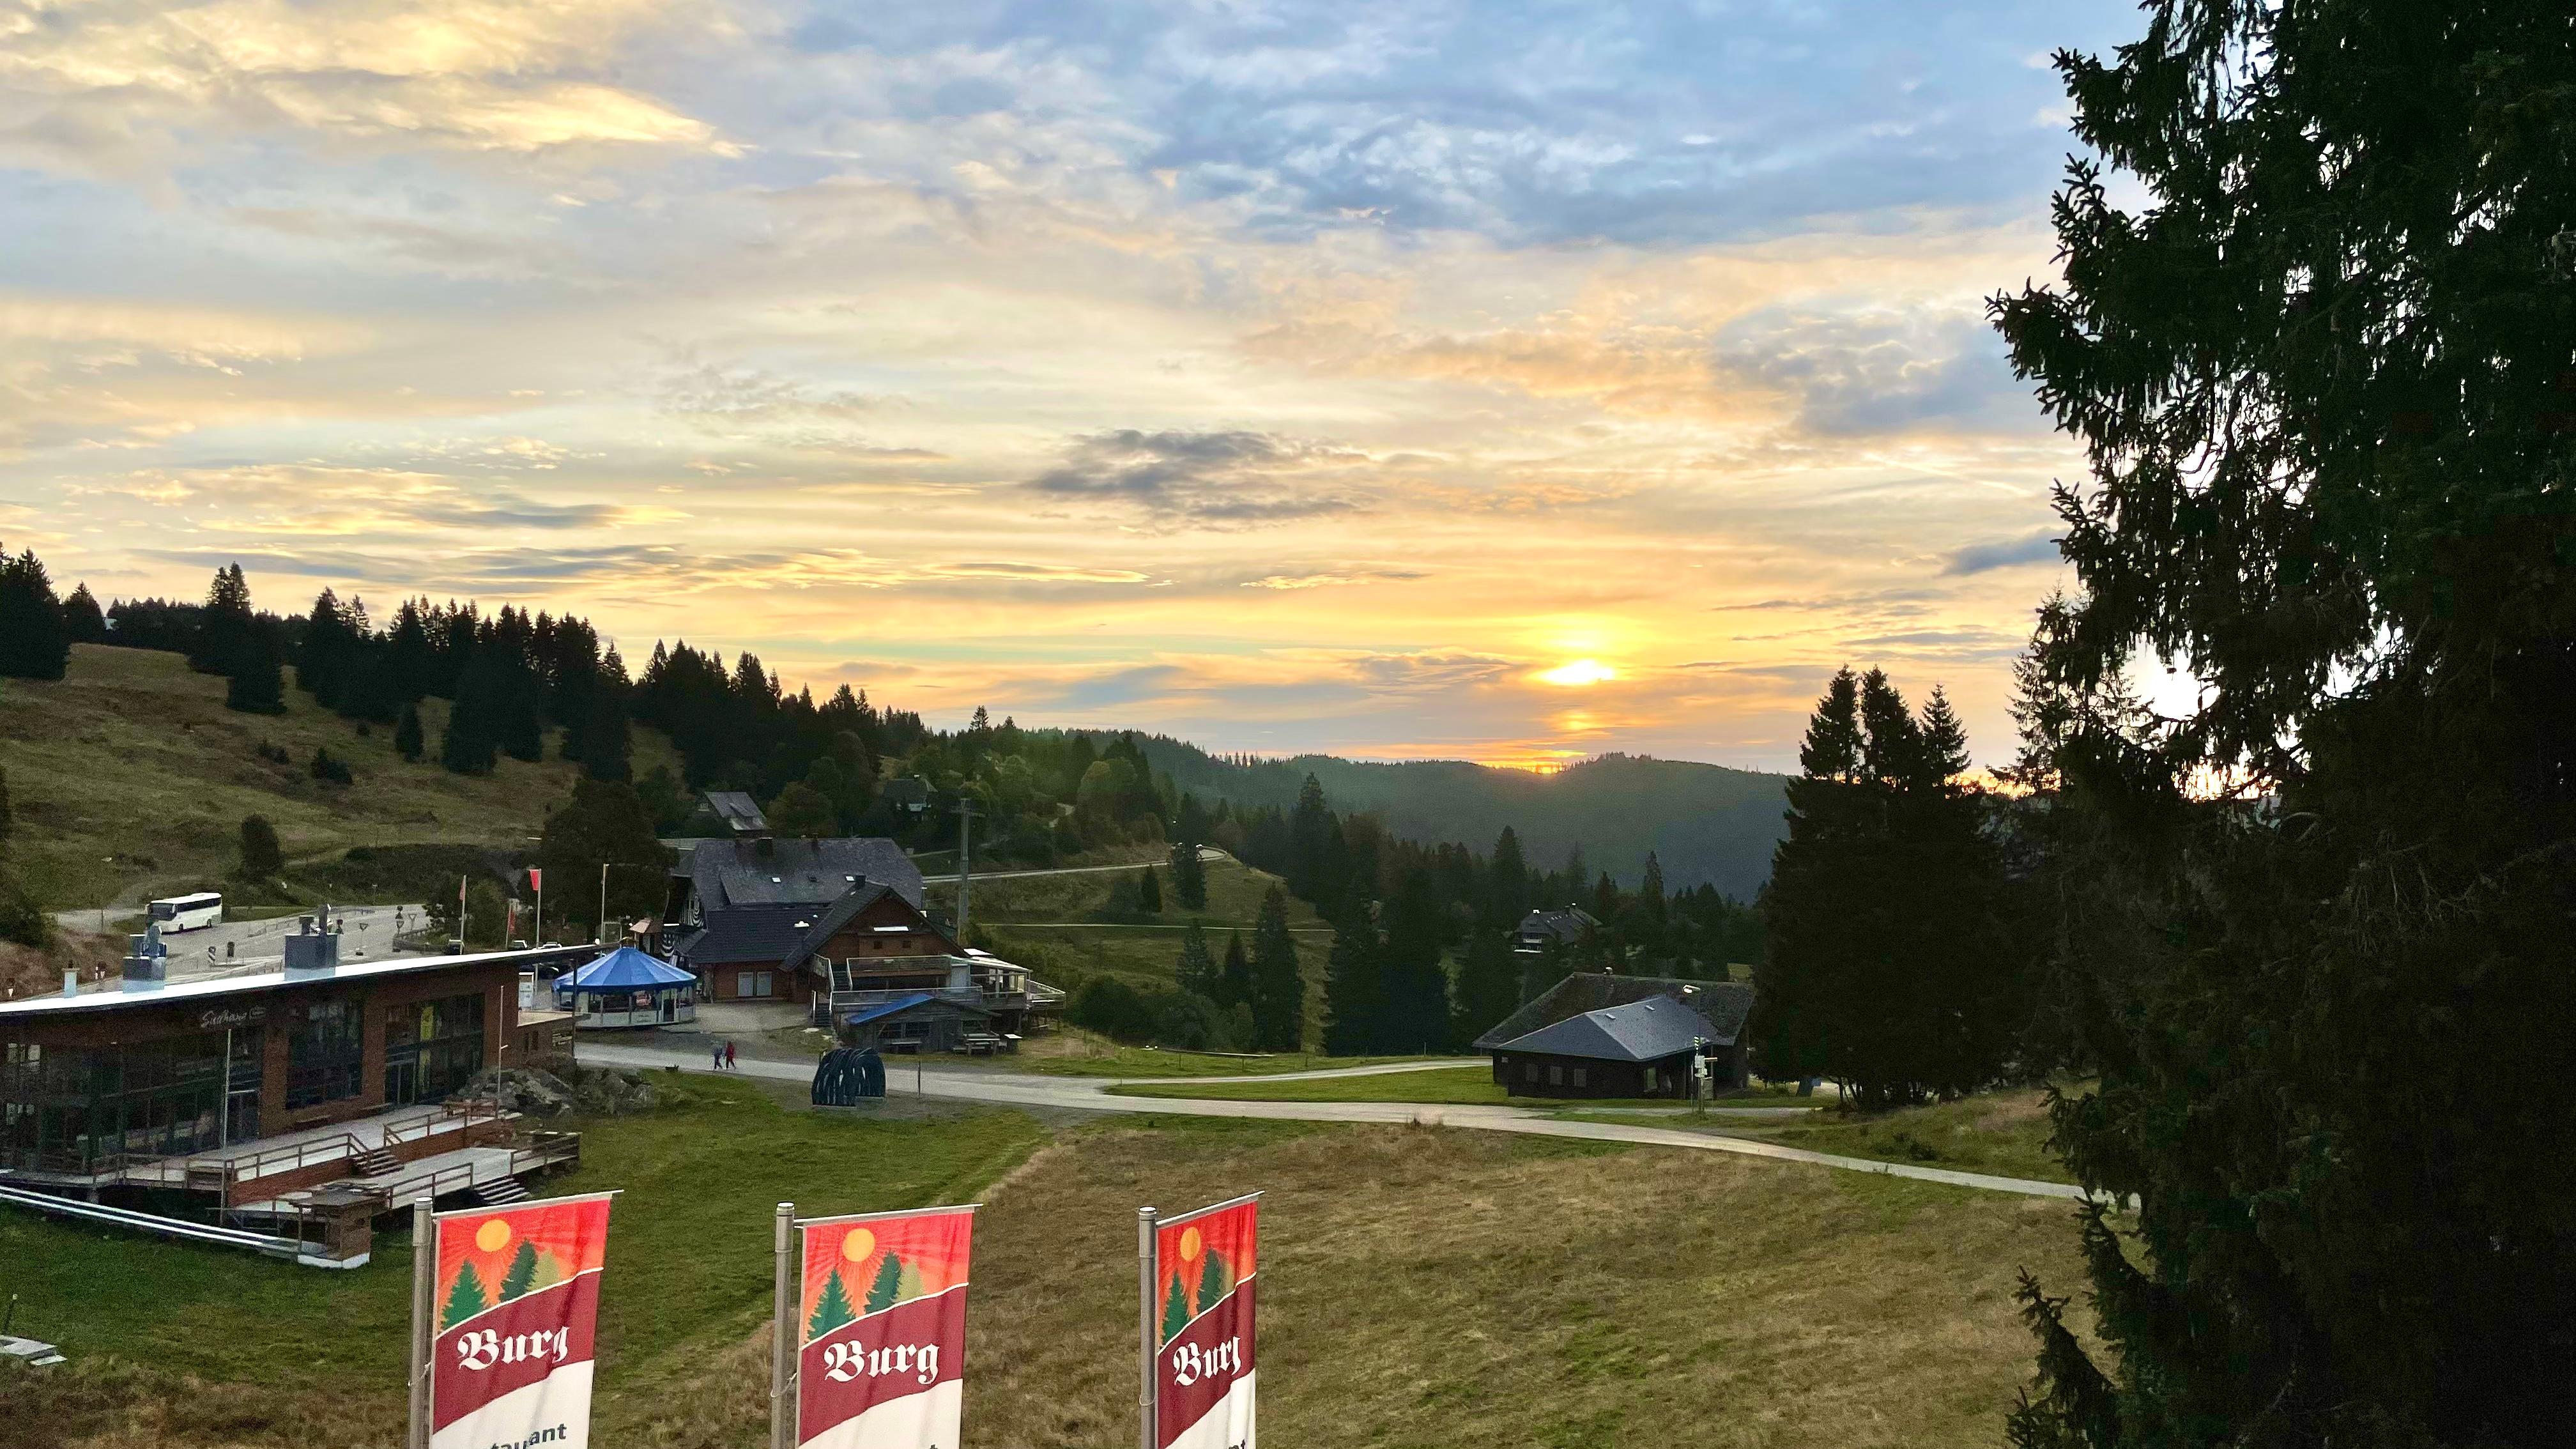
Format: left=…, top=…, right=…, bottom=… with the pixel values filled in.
left=284, top=904, right=341, bottom=977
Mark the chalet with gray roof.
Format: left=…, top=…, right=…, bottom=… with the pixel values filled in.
left=661, top=835, right=928, bottom=1002
left=1512, top=905, right=1599, bottom=955
left=1477, top=972, right=1752, bottom=1100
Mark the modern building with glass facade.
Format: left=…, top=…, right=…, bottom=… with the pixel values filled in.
left=0, top=946, right=569, bottom=1182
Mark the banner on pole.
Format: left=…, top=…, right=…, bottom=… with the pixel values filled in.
left=1152, top=1195, right=1258, bottom=1449
left=797, top=1204, right=976, bottom=1449
left=429, top=1192, right=614, bottom=1449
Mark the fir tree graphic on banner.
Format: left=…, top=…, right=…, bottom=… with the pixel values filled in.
left=808, top=1268, right=857, bottom=1338
left=441, top=1262, right=489, bottom=1330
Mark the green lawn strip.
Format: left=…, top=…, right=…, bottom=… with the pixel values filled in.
left=0, top=1077, right=1048, bottom=1393
left=1018, top=1046, right=1453, bottom=1078
left=1110, top=1068, right=1751, bottom=1110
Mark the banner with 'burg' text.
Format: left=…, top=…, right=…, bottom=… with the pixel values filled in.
left=1153, top=1195, right=1258, bottom=1449
left=431, top=1192, right=614, bottom=1449
left=797, top=1204, right=976, bottom=1449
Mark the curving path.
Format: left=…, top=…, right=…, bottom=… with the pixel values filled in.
left=579, top=1042, right=2096, bottom=1204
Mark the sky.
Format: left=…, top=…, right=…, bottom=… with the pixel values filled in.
left=0, top=0, right=2143, bottom=772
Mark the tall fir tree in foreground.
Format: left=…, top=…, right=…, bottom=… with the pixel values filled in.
left=1173, top=919, right=1218, bottom=999
left=1991, top=2, right=2576, bottom=1444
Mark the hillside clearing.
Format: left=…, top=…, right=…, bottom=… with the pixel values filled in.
left=0, top=644, right=682, bottom=912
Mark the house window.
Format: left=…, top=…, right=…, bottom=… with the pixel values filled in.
left=1547, top=1064, right=1563, bottom=1086
left=737, top=971, right=772, bottom=999
left=384, top=992, right=486, bottom=1105
left=1572, top=1067, right=1588, bottom=1089
left=1522, top=1062, right=1538, bottom=1083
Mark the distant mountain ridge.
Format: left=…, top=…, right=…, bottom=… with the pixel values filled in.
left=1122, top=740, right=1791, bottom=900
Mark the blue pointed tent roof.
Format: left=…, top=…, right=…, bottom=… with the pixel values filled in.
left=560, top=946, right=695, bottom=990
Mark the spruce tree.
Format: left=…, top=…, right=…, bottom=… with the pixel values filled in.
left=224, top=626, right=286, bottom=714
left=1320, top=908, right=1387, bottom=1055
left=0, top=548, right=71, bottom=680
left=498, top=1240, right=540, bottom=1301
left=61, top=581, right=105, bottom=645
left=440, top=1261, right=489, bottom=1330
left=863, top=1251, right=904, bottom=1314
left=807, top=1269, right=857, bottom=1338
left=1160, top=1271, right=1191, bottom=1342
left=1169, top=838, right=1208, bottom=910
left=1449, top=928, right=1517, bottom=1046
left=1195, top=1249, right=1229, bottom=1312
left=237, top=814, right=284, bottom=880
left=1248, top=885, right=1304, bottom=1050
left=1991, top=1, right=2576, bottom=1442
left=1217, top=931, right=1252, bottom=1011
left=191, top=564, right=255, bottom=677
left=395, top=703, right=425, bottom=762
left=1136, top=864, right=1163, bottom=913
left=1173, top=919, right=1217, bottom=999
left=1487, top=826, right=1528, bottom=928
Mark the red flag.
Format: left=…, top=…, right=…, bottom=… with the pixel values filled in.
left=526, top=868, right=544, bottom=893
left=797, top=1205, right=976, bottom=1449
left=1153, top=1195, right=1259, bottom=1449
left=430, top=1193, right=613, bottom=1449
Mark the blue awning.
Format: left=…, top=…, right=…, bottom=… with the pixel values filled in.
left=843, top=992, right=935, bottom=1027
left=558, top=946, right=696, bottom=992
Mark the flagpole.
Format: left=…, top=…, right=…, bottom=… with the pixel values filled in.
left=408, top=1197, right=434, bottom=1449
left=1137, top=1206, right=1158, bottom=1449
left=772, top=1201, right=795, bottom=1449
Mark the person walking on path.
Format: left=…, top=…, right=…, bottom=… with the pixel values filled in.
left=710, top=1040, right=724, bottom=1070
left=724, top=1039, right=739, bottom=1071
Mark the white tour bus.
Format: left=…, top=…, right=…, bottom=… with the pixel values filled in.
left=147, top=892, right=224, bottom=932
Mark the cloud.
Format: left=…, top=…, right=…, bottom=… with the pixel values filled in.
left=1239, top=568, right=1423, bottom=589
left=1715, top=308, right=2043, bottom=438
left=0, top=0, right=730, bottom=170
left=1027, top=428, right=1371, bottom=526
left=1943, top=530, right=2062, bottom=575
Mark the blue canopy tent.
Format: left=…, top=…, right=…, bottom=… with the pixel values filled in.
left=554, top=946, right=698, bottom=1030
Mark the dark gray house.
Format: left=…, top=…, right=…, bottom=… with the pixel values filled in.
left=1512, top=906, right=1599, bottom=955
left=1475, top=973, right=1753, bottom=1100
left=660, top=836, right=927, bottom=1002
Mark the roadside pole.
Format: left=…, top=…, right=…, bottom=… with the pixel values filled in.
left=770, top=1201, right=796, bottom=1449
left=408, top=1199, right=434, bottom=1449
left=1137, top=1206, right=1158, bottom=1449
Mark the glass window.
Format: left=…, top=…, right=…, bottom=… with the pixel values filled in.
left=286, top=1000, right=365, bottom=1108
left=385, top=992, right=488, bottom=1105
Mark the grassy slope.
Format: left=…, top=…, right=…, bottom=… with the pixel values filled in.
left=1105, top=1064, right=1780, bottom=1109
left=0, top=643, right=682, bottom=912
left=1711, top=1085, right=2071, bottom=1185
left=956, top=854, right=1341, bottom=1048
left=0, top=1076, right=1045, bottom=1447
left=0, top=1102, right=2092, bottom=1449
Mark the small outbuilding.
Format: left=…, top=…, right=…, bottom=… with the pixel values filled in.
left=554, top=946, right=698, bottom=1030
left=1476, top=972, right=1753, bottom=1100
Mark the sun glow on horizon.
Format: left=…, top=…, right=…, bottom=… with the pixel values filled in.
left=1537, top=659, right=1620, bottom=687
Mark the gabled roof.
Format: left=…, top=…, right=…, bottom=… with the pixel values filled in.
left=673, top=903, right=824, bottom=967
left=560, top=946, right=695, bottom=990
left=1514, top=907, right=1598, bottom=944
left=704, top=791, right=769, bottom=836
left=778, top=880, right=947, bottom=973
left=1495, top=997, right=1721, bottom=1063
left=680, top=837, right=925, bottom=912
left=1471, top=972, right=1752, bottom=1052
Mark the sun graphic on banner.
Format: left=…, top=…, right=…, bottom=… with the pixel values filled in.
left=475, top=1219, right=511, bottom=1253
left=841, top=1227, right=877, bottom=1262
left=1179, top=1227, right=1202, bottom=1261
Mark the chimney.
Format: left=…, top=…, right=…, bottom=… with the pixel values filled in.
left=285, top=903, right=342, bottom=977
left=121, top=923, right=168, bottom=992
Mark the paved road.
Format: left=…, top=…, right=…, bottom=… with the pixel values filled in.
left=138, top=903, right=431, bottom=983
left=919, top=846, right=1226, bottom=886
left=579, top=1042, right=2093, bottom=1202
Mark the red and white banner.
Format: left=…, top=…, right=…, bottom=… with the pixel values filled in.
left=1153, top=1195, right=1259, bottom=1449
left=797, top=1205, right=976, bottom=1449
left=430, top=1193, right=614, bottom=1449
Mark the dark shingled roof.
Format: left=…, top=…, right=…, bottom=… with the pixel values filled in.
left=678, top=838, right=925, bottom=912
left=1471, top=972, right=1752, bottom=1052
left=1494, top=997, right=1722, bottom=1063
left=777, top=881, right=921, bottom=973
left=673, top=903, right=827, bottom=967
left=704, top=791, right=769, bottom=835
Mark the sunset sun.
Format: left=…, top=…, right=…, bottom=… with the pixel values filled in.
left=1538, top=659, right=1618, bottom=687
left=842, top=1228, right=877, bottom=1262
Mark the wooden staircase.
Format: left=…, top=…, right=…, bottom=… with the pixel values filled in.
left=346, top=1146, right=400, bottom=1178
left=466, top=1177, right=531, bottom=1207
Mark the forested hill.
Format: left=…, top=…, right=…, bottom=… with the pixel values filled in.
left=1124, top=742, right=1790, bottom=900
